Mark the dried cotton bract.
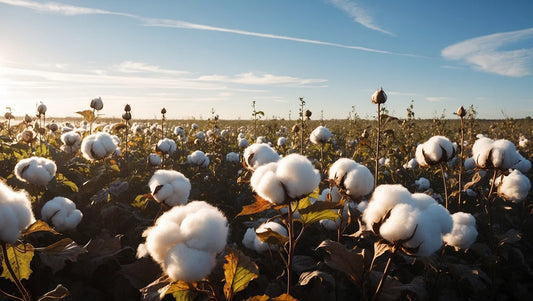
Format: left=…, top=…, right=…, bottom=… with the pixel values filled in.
left=328, top=158, right=374, bottom=200
left=41, top=197, right=83, bottom=232
left=250, top=154, right=320, bottom=205
left=138, top=201, right=228, bottom=282
left=14, top=156, right=57, bottom=186
left=242, top=221, right=288, bottom=252
left=310, top=126, right=332, bottom=144
left=415, top=136, right=456, bottom=167
left=149, top=170, right=191, bottom=207
left=81, top=132, right=118, bottom=161
left=243, top=143, right=280, bottom=170
left=495, top=170, right=531, bottom=202
left=0, top=181, right=36, bottom=243
left=443, top=212, right=478, bottom=251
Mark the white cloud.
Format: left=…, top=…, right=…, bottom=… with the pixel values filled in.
left=442, top=28, right=533, bottom=77
left=197, top=72, right=327, bottom=86
left=114, top=61, right=189, bottom=75
left=0, top=0, right=112, bottom=15
left=327, top=0, right=394, bottom=36
left=425, top=96, right=452, bottom=102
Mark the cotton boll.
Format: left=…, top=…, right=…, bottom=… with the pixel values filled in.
left=464, top=157, right=476, bottom=172
left=411, top=193, right=437, bottom=210
left=156, top=138, right=177, bottom=155
left=187, top=150, right=210, bottom=167
left=256, top=136, right=267, bottom=144
left=243, top=143, right=280, bottom=170
left=357, top=201, right=368, bottom=212
left=276, top=154, right=320, bottom=200
left=472, top=137, right=494, bottom=168
left=495, top=170, right=531, bottom=202
left=491, top=139, right=518, bottom=170
left=416, top=136, right=455, bottom=167
left=343, top=164, right=374, bottom=199
left=403, top=158, right=418, bottom=169
left=363, top=184, right=412, bottom=228
left=0, top=182, right=36, bottom=243
left=41, top=196, right=83, bottom=232
left=149, top=170, right=191, bottom=207
left=238, top=138, right=249, bottom=148
left=173, top=126, right=185, bottom=137
left=252, top=167, right=285, bottom=204
left=414, top=177, right=430, bottom=191
left=196, top=131, right=206, bottom=141
left=14, top=157, right=57, bottom=186
left=277, top=137, right=287, bottom=147
left=310, top=126, right=332, bottom=144
left=318, top=187, right=342, bottom=203
left=60, top=131, right=81, bottom=154
left=242, top=228, right=257, bottom=250
left=164, top=243, right=216, bottom=282
left=443, top=212, right=478, bottom=251
left=180, top=205, right=229, bottom=253
left=328, top=158, right=359, bottom=184
left=148, top=153, right=162, bottom=166
left=511, top=152, right=531, bottom=173
left=226, top=152, right=240, bottom=163
left=379, top=203, right=421, bottom=243
left=81, top=132, right=118, bottom=160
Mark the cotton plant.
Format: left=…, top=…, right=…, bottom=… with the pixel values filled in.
left=242, top=221, right=288, bottom=253
left=41, top=196, right=83, bottom=232
left=187, top=150, right=210, bottom=168
left=14, top=157, right=57, bottom=186
left=81, top=132, right=118, bottom=161
left=137, top=201, right=228, bottom=282
left=148, top=170, right=191, bottom=207
left=243, top=143, right=280, bottom=171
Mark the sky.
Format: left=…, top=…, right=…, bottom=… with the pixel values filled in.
left=0, top=0, right=532, bottom=120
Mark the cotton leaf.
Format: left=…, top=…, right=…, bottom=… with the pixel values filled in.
left=76, top=110, right=96, bottom=122
left=37, top=284, right=70, bottom=301
left=272, top=294, right=298, bottom=301
left=236, top=196, right=273, bottom=217
left=373, top=240, right=391, bottom=262
left=316, top=240, right=364, bottom=286
left=246, top=296, right=269, bottom=301
left=22, top=220, right=59, bottom=236
left=36, top=238, right=87, bottom=273
left=166, top=281, right=197, bottom=301
left=255, top=228, right=289, bottom=245
left=1, top=243, right=34, bottom=281
left=223, top=248, right=259, bottom=300
left=299, top=270, right=335, bottom=287
left=298, top=201, right=343, bottom=225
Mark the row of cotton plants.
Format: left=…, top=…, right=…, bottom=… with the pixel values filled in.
left=0, top=95, right=532, bottom=300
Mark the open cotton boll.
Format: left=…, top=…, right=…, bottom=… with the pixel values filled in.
left=328, top=158, right=359, bottom=183
left=363, top=184, right=412, bottom=228
left=414, top=177, right=430, bottom=191
left=226, top=152, right=240, bottom=163
left=0, top=181, right=36, bottom=243
left=149, top=170, right=191, bottom=207
left=256, top=136, right=267, bottom=144
left=443, top=212, right=478, bottom=251
left=310, top=126, right=332, bottom=144
left=41, top=196, right=83, bottom=232
left=180, top=205, right=229, bottom=253
left=239, top=138, right=249, bottom=148
left=14, top=157, right=57, bottom=186
left=81, top=132, right=118, bottom=160
left=243, top=143, right=280, bottom=170
left=403, top=158, right=418, bottom=169
left=496, top=170, right=531, bottom=202
left=164, top=243, right=216, bottom=282
left=379, top=203, right=421, bottom=244
left=411, top=193, right=438, bottom=210
left=60, top=131, right=81, bottom=154
left=277, top=137, right=287, bottom=147
left=252, top=167, right=285, bottom=204
left=512, top=152, right=531, bottom=173
left=253, top=222, right=288, bottom=252
left=473, top=138, right=520, bottom=170
left=343, top=164, right=374, bottom=199
left=415, top=136, right=455, bottom=167
left=187, top=150, right=210, bottom=168
left=276, top=154, right=320, bottom=200
left=148, top=153, right=162, bottom=166
left=173, top=126, right=185, bottom=137
left=156, top=138, right=177, bottom=155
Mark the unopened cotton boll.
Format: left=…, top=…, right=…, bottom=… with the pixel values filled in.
left=243, top=143, right=280, bottom=170
left=187, top=150, right=210, bottom=168
left=226, top=152, right=240, bottom=163
left=149, top=170, right=191, bottom=207
left=414, top=177, right=430, bottom=191
left=81, top=132, right=118, bottom=160
left=140, top=201, right=228, bottom=282
left=0, top=181, right=36, bottom=243
left=156, top=138, right=177, bottom=155
left=41, top=197, right=82, bottom=232
left=415, top=136, right=456, bottom=167
left=310, top=126, right=332, bottom=144
left=495, top=170, right=531, bottom=202
left=90, top=97, right=104, bottom=110
left=443, top=212, right=478, bottom=251
left=14, top=157, right=57, bottom=186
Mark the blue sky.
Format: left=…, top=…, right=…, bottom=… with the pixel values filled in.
left=0, top=0, right=532, bottom=120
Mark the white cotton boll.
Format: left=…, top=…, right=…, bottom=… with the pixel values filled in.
left=518, top=136, right=528, bottom=148
left=164, top=243, right=216, bottom=282
left=328, top=158, right=359, bottom=183
left=226, top=152, right=240, bottom=163
left=256, top=136, right=267, bottom=144
left=276, top=154, right=320, bottom=200
left=472, top=137, right=494, bottom=168
left=403, top=158, right=418, bottom=169
left=173, top=126, right=185, bottom=137
left=238, top=138, right=249, bottom=148
left=411, top=193, right=437, bottom=210
left=252, top=166, right=285, bottom=204
left=238, top=133, right=245, bottom=139
left=491, top=139, right=518, bottom=170
left=495, top=170, right=531, bottom=202
left=242, top=228, right=257, bottom=250
left=0, top=182, right=36, bottom=243
left=310, top=126, right=332, bottom=144
left=187, top=150, right=210, bottom=167
left=156, top=138, right=177, bottom=155
left=343, top=164, right=374, bottom=199
left=379, top=203, right=420, bottom=243
left=363, top=185, right=412, bottom=228
left=464, top=157, right=476, bottom=171
left=149, top=170, right=191, bottom=207
left=253, top=222, right=288, bottom=252
left=60, top=131, right=81, bottom=153
left=415, top=144, right=428, bottom=167
left=41, top=197, right=82, bottom=232
left=416, top=136, right=455, bottom=167
left=443, top=212, right=478, bottom=251
left=180, top=205, right=229, bottom=254
left=196, top=131, right=206, bottom=141
left=14, top=157, right=57, bottom=186
left=81, top=132, right=118, bottom=160
left=512, top=152, right=531, bottom=173
left=191, top=123, right=199, bottom=130
left=243, top=143, right=280, bottom=170
left=357, top=201, right=368, bottom=212
left=414, top=177, right=430, bottom=191
left=277, top=137, right=287, bottom=147
left=148, top=153, right=162, bottom=166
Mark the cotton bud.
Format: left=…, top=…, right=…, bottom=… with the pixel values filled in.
left=24, top=114, right=33, bottom=123
left=4, top=111, right=14, bottom=119
left=305, top=110, right=312, bottom=119
left=124, top=104, right=131, bottom=112
left=371, top=88, right=387, bottom=104
left=37, top=102, right=47, bottom=115
left=122, top=112, right=132, bottom=121
left=90, top=97, right=104, bottom=110
left=456, top=106, right=466, bottom=117
left=161, top=108, right=167, bottom=115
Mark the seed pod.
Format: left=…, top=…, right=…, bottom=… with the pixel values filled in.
left=161, top=108, right=167, bottom=115
left=4, top=112, right=13, bottom=119
left=37, top=102, right=47, bottom=115
left=456, top=106, right=466, bottom=117
left=90, top=97, right=104, bottom=110
left=292, top=124, right=300, bottom=133
left=122, top=112, right=132, bottom=121
left=305, top=110, right=312, bottom=119
left=24, top=114, right=33, bottom=123
left=124, top=104, right=131, bottom=112
left=371, top=88, right=387, bottom=104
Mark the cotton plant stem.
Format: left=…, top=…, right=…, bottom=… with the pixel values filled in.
left=441, top=163, right=448, bottom=209
left=458, top=116, right=465, bottom=209
left=286, top=201, right=295, bottom=295
left=374, top=102, right=381, bottom=188
left=0, top=242, right=31, bottom=301
left=372, top=246, right=395, bottom=301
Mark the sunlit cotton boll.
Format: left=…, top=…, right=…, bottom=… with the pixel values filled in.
left=187, top=150, right=210, bottom=168
left=403, top=158, right=418, bottom=169
left=41, top=196, right=82, bottom=232
left=277, top=137, right=287, bottom=147
left=138, top=201, right=228, bottom=282
left=156, top=138, right=177, bottom=155
left=310, top=126, right=332, bottom=144
left=362, top=185, right=413, bottom=230
left=415, top=136, right=456, bottom=167
left=173, top=126, right=185, bottom=137
left=472, top=137, right=519, bottom=170
left=238, top=138, right=249, bottom=148
left=511, top=152, right=531, bottom=173
left=0, top=181, right=36, bottom=243
left=60, top=131, right=81, bottom=154
left=81, top=132, right=118, bottom=161
left=328, top=158, right=374, bottom=200
left=226, top=152, right=240, bottom=163
left=90, top=97, right=104, bottom=110
left=14, top=157, right=57, bottom=186
left=443, top=212, right=478, bottom=251
left=495, top=170, right=531, bottom=202
left=414, top=177, right=430, bottom=191
left=149, top=170, right=191, bottom=207
left=256, top=136, right=267, bottom=144
left=242, top=221, right=288, bottom=252
left=244, top=143, right=280, bottom=170
left=148, top=153, right=162, bottom=166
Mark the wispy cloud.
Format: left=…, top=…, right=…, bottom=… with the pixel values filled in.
left=442, top=28, right=533, bottom=77
left=327, top=0, right=394, bottom=36
left=113, top=61, right=189, bottom=75
left=0, top=0, right=421, bottom=57
left=425, top=96, right=452, bottom=102
left=197, top=72, right=327, bottom=86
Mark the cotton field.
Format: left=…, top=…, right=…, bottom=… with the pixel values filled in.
left=0, top=98, right=532, bottom=301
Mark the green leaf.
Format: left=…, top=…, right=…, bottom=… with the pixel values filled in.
left=224, top=248, right=259, bottom=301
left=298, top=200, right=343, bottom=225
left=255, top=228, right=288, bottom=245
left=56, top=173, right=79, bottom=192
left=166, top=281, right=197, bottom=301
left=1, top=243, right=34, bottom=281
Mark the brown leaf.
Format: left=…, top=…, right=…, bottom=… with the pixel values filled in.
left=373, top=241, right=391, bottom=262
left=118, top=257, right=162, bottom=289
left=23, top=220, right=60, bottom=236
left=368, top=272, right=427, bottom=301
left=255, top=228, right=288, bottom=245
left=37, top=284, right=70, bottom=301
left=316, top=240, right=365, bottom=286
left=236, top=195, right=273, bottom=217
left=299, top=270, right=335, bottom=287
left=246, top=295, right=269, bottom=301
left=76, top=110, right=96, bottom=123
left=272, top=294, right=298, bottom=301
left=37, top=238, right=87, bottom=273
